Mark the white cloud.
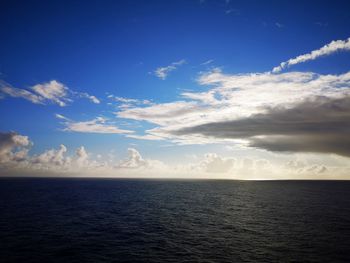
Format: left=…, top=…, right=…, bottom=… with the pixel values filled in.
left=55, top=113, right=70, bottom=121
left=116, top=68, right=350, bottom=147
left=107, top=95, right=152, bottom=109
left=272, top=37, right=350, bottom=73
left=56, top=115, right=133, bottom=134
left=0, top=81, right=44, bottom=105
left=31, top=80, right=71, bottom=107
left=154, top=59, right=186, bottom=80
left=275, top=22, right=284, bottom=28
left=225, top=8, right=239, bottom=15
left=200, top=153, right=235, bottom=173
left=201, top=59, right=214, bottom=65
left=111, top=97, right=139, bottom=103
left=32, top=144, right=69, bottom=168
left=74, top=146, right=89, bottom=167
left=0, top=80, right=100, bottom=106
left=116, top=101, right=203, bottom=126
left=0, top=132, right=31, bottom=163
left=117, top=148, right=148, bottom=168
left=78, top=92, right=100, bottom=104
left=0, top=131, right=169, bottom=176
left=0, top=131, right=349, bottom=179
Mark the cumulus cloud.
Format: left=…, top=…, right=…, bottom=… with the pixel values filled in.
left=32, top=144, right=70, bottom=168
left=154, top=59, right=186, bottom=80
left=117, top=148, right=148, bottom=168
left=0, top=131, right=169, bottom=176
left=0, top=131, right=349, bottom=179
left=0, top=132, right=31, bottom=163
left=0, top=80, right=100, bottom=106
left=74, top=146, right=89, bottom=167
left=272, top=37, right=350, bottom=73
left=200, top=153, right=235, bottom=173
left=56, top=115, right=133, bottom=134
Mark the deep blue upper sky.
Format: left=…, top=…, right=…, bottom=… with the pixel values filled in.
left=1, top=0, right=350, bottom=157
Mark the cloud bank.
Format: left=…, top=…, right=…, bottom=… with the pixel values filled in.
left=1, top=131, right=347, bottom=179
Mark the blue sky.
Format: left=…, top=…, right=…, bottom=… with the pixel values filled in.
left=1, top=0, right=350, bottom=178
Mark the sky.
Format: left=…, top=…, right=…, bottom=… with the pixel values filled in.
left=1, top=0, right=350, bottom=179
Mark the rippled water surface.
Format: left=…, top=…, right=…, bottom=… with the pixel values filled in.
left=1, top=178, right=350, bottom=262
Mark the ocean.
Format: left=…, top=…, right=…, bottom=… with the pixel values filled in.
left=0, top=178, right=349, bottom=262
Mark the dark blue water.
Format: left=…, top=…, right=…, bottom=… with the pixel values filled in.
left=0, top=178, right=350, bottom=262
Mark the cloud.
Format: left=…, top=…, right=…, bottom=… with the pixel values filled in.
left=275, top=22, right=284, bottom=28
left=55, top=113, right=70, bottom=121
left=31, top=80, right=71, bottom=107
left=201, top=153, right=235, bottom=173
left=0, top=80, right=100, bottom=106
left=32, top=144, right=69, bottom=168
left=116, top=101, right=204, bottom=126
left=116, top=148, right=166, bottom=170
left=107, top=95, right=152, bottom=109
left=154, top=59, right=186, bottom=80
left=0, top=132, right=31, bottom=163
left=56, top=115, right=133, bottom=134
left=0, top=131, right=169, bottom=176
left=285, top=160, right=328, bottom=175
left=173, top=95, right=350, bottom=157
left=116, top=68, right=350, bottom=147
left=225, top=9, right=239, bottom=15
left=75, top=146, right=89, bottom=167
left=201, top=59, right=214, bottom=65
left=272, top=37, right=350, bottom=73
left=117, top=148, right=148, bottom=168
left=78, top=92, right=100, bottom=104
left=0, top=131, right=348, bottom=179
left=111, top=96, right=139, bottom=103
left=0, top=81, right=44, bottom=104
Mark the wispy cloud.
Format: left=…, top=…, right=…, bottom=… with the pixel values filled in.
left=275, top=22, right=284, bottom=28
left=225, top=8, right=239, bottom=15
left=77, top=92, right=100, bottom=104
left=201, top=59, right=214, bottom=65
left=0, top=81, right=44, bottom=105
left=154, top=59, right=186, bottom=80
left=56, top=115, right=133, bottom=134
left=272, top=37, right=350, bottom=73
left=107, top=95, right=152, bottom=109
left=314, top=22, right=328, bottom=27
left=0, top=80, right=100, bottom=106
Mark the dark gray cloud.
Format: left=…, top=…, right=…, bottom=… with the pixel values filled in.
left=173, top=96, right=350, bottom=157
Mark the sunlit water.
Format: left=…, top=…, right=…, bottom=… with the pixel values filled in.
left=1, top=178, right=350, bottom=262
